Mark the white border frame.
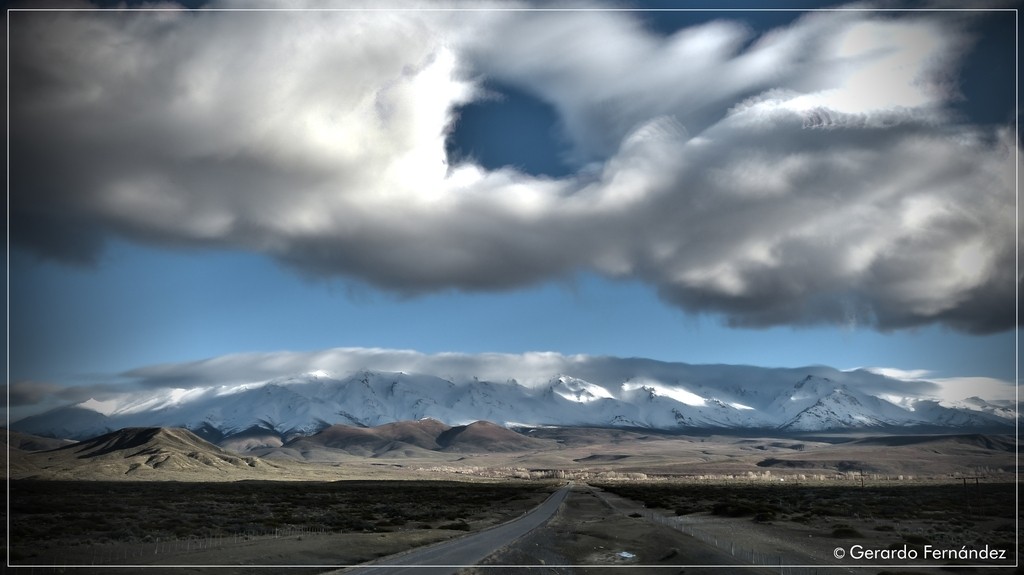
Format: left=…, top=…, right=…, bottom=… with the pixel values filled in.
left=5, top=4, right=1019, bottom=571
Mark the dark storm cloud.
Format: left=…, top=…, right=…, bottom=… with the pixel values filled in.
left=6, top=380, right=125, bottom=407
left=7, top=381, right=64, bottom=407
left=7, top=4, right=1017, bottom=333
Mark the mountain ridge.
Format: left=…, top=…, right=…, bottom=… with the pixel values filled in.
left=10, top=424, right=1015, bottom=481
left=12, top=366, right=1015, bottom=442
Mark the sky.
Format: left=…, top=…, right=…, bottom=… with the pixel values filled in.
left=6, top=1, right=1019, bottom=420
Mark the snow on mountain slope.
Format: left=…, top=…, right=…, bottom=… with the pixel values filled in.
left=12, top=364, right=1015, bottom=441
left=549, top=376, right=615, bottom=403
left=941, top=397, right=1017, bottom=421
left=900, top=398, right=1015, bottom=428
left=768, top=376, right=920, bottom=430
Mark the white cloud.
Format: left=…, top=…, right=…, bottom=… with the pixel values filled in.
left=117, top=346, right=945, bottom=398
left=859, top=367, right=1016, bottom=403
left=862, top=367, right=933, bottom=380
left=122, top=347, right=580, bottom=390
left=8, top=5, right=1016, bottom=332
left=927, top=376, right=1017, bottom=403
left=23, top=346, right=1011, bottom=419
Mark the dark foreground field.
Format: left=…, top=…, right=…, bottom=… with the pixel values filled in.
left=8, top=479, right=556, bottom=570
left=591, top=481, right=1018, bottom=573
left=7, top=479, right=1019, bottom=574
left=595, top=481, right=1017, bottom=527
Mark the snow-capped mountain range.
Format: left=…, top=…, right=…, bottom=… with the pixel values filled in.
left=12, top=363, right=1016, bottom=441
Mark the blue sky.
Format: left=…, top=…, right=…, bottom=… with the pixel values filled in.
left=7, top=3, right=1018, bottom=418
left=9, top=239, right=1015, bottom=384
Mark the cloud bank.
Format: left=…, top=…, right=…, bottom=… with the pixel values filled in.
left=8, top=4, right=1017, bottom=332
left=114, top=347, right=1017, bottom=404
left=10, top=347, right=1014, bottom=421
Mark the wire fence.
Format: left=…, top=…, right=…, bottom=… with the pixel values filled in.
left=592, top=489, right=855, bottom=575
left=11, top=525, right=333, bottom=570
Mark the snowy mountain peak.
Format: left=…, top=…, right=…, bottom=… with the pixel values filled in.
left=14, top=366, right=1015, bottom=441
left=77, top=398, right=119, bottom=416
left=548, top=376, right=615, bottom=403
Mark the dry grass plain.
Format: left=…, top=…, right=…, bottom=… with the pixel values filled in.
left=7, top=479, right=558, bottom=573
left=594, top=480, right=1017, bottom=571
left=468, top=481, right=1018, bottom=575
left=470, top=483, right=781, bottom=574
left=6, top=428, right=1018, bottom=574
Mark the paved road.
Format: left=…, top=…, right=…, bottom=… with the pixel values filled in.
left=326, top=484, right=571, bottom=575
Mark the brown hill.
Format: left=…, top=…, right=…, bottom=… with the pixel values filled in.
left=3, top=429, right=77, bottom=452
left=279, top=419, right=554, bottom=459
left=375, top=418, right=452, bottom=449
left=283, top=419, right=452, bottom=457
left=0, top=430, right=63, bottom=478
left=438, top=420, right=552, bottom=453
left=217, top=425, right=285, bottom=452
left=15, top=427, right=286, bottom=480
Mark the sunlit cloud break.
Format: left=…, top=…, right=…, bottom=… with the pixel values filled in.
left=8, top=4, right=1016, bottom=333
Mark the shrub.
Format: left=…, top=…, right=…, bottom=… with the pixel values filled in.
left=712, top=502, right=756, bottom=517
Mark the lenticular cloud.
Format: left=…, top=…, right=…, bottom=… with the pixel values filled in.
left=8, top=4, right=1017, bottom=333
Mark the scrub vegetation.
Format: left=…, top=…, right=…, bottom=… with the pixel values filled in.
left=593, top=481, right=1013, bottom=522
left=593, top=480, right=1017, bottom=557
left=8, top=479, right=555, bottom=564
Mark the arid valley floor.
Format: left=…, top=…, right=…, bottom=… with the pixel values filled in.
left=5, top=425, right=1019, bottom=574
